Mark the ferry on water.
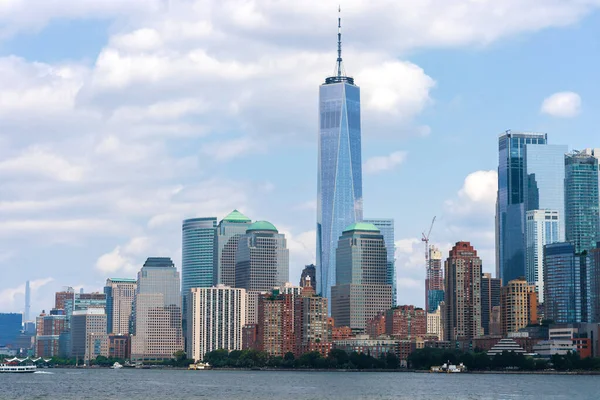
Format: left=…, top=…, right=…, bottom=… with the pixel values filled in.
left=0, top=363, right=37, bottom=373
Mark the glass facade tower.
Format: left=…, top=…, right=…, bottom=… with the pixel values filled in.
left=496, top=131, right=547, bottom=284
left=363, top=218, right=396, bottom=305
left=214, top=210, right=253, bottom=287
left=565, top=152, right=600, bottom=254
left=543, top=242, right=581, bottom=324
left=182, top=218, right=217, bottom=293
left=525, top=210, right=560, bottom=303
left=317, top=15, right=363, bottom=304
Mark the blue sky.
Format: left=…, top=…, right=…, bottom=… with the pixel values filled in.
left=0, top=0, right=599, bottom=316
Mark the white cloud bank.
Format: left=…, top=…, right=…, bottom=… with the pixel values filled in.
left=541, top=91, right=582, bottom=118
left=364, top=151, right=407, bottom=174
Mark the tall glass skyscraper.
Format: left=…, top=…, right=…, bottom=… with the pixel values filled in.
left=363, top=218, right=396, bottom=305
left=317, top=13, right=363, bottom=304
left=565, top=151, right=600, bottom=254
left=526, top=209, right=560, bottom=303
left=182, top=217, right=217, bottom=293
left=496, top=131, right=547, bottom=284
left=214, top=210, right=253, bottom=287
left=543, top=242, right=581, bottom=324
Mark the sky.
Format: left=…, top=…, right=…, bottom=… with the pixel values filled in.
left=1, top=0, right=599, bottom=318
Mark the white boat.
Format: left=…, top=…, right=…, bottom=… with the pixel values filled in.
left=0, top=363, right=37, bottom=373
left=188, top=362, right=212, bottom=370
left=111, top=362, right=123, bottom=369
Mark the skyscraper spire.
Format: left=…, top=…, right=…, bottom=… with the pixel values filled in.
left=337, top=5, right=343, bottom=79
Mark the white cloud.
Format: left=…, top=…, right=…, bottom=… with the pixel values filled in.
left=0, top=147, right=85, bottom=182
left=201, top=137, right=265, bottom=161
left=364, top=151, right=407, bottom=174
left=0, top=277, right=54, bottom=311
left=357, top=62, right=434, bottom=116
left=445, top=170, right=497, bottom=217
left=541, top=91, right=582, bottom=118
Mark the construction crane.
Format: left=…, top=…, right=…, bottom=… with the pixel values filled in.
left=422, top=216, right=436, bottom=272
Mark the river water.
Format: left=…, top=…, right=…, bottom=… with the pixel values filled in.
left=4, top=369, right=599, bottom=399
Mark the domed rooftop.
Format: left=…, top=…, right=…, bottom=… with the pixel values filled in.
left=222, top=209, right=251, bottom=222
left=247, top=220, right=278, bottom=232
left=343, top=222, right=380, bottom=233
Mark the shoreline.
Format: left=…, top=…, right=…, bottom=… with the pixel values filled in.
left=46, top=366, right=600, bottom=375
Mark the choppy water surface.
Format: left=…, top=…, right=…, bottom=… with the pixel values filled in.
left=4, top=369, right=599, bottom=399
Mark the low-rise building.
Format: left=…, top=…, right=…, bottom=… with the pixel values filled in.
left=533, top=340, right=576, bottom=358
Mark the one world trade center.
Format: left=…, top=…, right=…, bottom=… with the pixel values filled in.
left=317, top=10, right=363, bottom=306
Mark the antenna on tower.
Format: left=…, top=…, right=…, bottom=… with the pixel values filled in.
left=337, top=5, right=343, bottom=79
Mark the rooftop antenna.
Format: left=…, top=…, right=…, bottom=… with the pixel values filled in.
left=337, top=5, right=343, bottom=79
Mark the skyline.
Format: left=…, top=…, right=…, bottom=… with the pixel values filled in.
left=1, top=1, right=600, bottom=315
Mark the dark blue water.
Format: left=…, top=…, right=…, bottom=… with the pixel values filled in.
left=4, top=369, right=599, bottom=399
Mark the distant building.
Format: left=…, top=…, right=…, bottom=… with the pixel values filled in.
left=426, top=305, right=443, bottom=340
left=363, top=219, right=396, bottom=305
left=385, top=306, right=426, bottom=340
left=300, top=264, right=316, bottom=288
left=366, top=313, right=386, bottom=339
left=588, top=243, right=600, bottom=323
left=316, top=31, right=364, bottom=303
left=71, top=308, right=107, bottom=362
left=235, top=221, right=290, bottom=292
left=55, top=287, right=75, bottom=310
left=481, top=273, right=501, bottom=335
left=501, top=278, right=538, bottom=336
left=187, top=285, right=246, bottom=361
left=426, top=246, right=444, bottom=313
left=256, top=291, right=295, bottom=357
left=35, top=311, right=67, bottom=357
left=565, top=151, right=600, bottom=254
left=487, top=338, right=526, bottom=356
left=333, top=336, right=399, bottom=360
left=214, top=210, right=253, bottom=287
left=0, top=313, right=22, bottom=348
left=496, top=131, right=548, bottom=284
left=294, top=285, right=329, bottom=356
left=104, top=278, right=136, bottom=335
left=526, top=209, right=560, bottom=303
left=331, top=223, right=392, bottom=333
left=544, top=242, right=582, bottom=323
left=108, top=334, right=130, bottom=359
left=444, top=242, right=483, bottom=340
left=131, top=257, right=184, bottom=362
left=245, top=291, right=266, bottom=325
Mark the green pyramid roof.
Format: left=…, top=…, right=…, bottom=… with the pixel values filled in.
left=223, top=209, right=251, bottom=222
left=247, top=220, right=278, bottom=232
left=343, top=222, right=380, bottom=233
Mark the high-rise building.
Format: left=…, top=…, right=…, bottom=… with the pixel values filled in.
left=543, top=242, right=582, bottom=324
left=182, top=217, right=217, bottom=293
left=104, top=278, right=137, bottom=335
left=256, top=291, right=295, bottom=357
left=526, top=209, right=560, bottom=304
left=317, top=12, right=363, bottom=303
left=565, top=151, right=600, bottom=255
left=500, top=278, right=538, bottom=336
left=294, top=285, right=329, bottom=356
left=331, top=223, right=392, bottom=333
left=588, top=242, right=600, bottom=323
left=444, top=242, right=483, bottom=340
left=426, top=305, right=444, bottom=340
left=24, top=281, right=30, bottom=322
left=363, top=219, right=396, bottom=305
left=131, top=257, right=184, bottom=362
left=481, top=273, right=501, bottom=336
left=496, top=130, right=547, bottom=284
left=55, top=287, right=75, bottom=310
left=214, top=210, right=253, bottom=287
left=235, top=221, right=289, bottom=292
left=71, top=308, right=107, bottom=361
left=0, top=313, right=22, bottom=347
left=35, top=310, right=67, bottom=357
left=426, top=246, right=444, bottom=313
left=300, top=264, right=317, bottom=288
left=385, top=305, right=426, bottom=340
left=187, top=285, right=246, bottom=361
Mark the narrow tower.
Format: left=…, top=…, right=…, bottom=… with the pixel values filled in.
left=317, top=7, right=363, bottom=308
left=25, top=280, right=31, bottom=322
